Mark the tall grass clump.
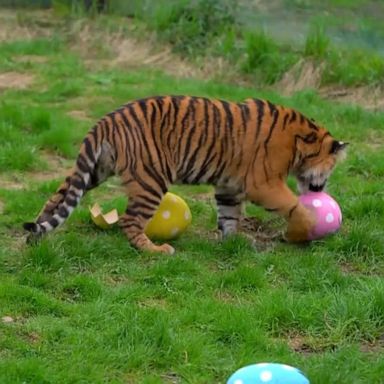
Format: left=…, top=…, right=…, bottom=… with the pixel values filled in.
left=241, top=30, right=298, bottom=84
left=303, top=21, right=384, bottom=86
left=51, top=0, right=108, bottom=17
left=323, top=48, right=384, bottom=85
left=304, top=23, right=330, bottom=58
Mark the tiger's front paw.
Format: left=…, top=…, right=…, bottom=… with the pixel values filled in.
left=284, top=227, right=311, bottom=243
left=285, top=206, right=316, bottom=243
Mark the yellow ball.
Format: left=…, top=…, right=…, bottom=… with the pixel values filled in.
left=145, top=192, right=192, bottom=240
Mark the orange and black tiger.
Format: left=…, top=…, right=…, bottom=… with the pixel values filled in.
left=24, top=96, right=347, bottom=254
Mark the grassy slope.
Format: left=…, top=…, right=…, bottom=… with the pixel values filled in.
left=118, top=0, right=384, bottom=88
left=0, top=11, right=384, bottom=384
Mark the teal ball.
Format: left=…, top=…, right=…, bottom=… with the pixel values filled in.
left=227, top=363, right=310, bottom=384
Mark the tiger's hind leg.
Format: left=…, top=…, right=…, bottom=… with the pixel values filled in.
left=120, top=181, right=174, bottom=255
left=215, top=187, right=244, bottom=239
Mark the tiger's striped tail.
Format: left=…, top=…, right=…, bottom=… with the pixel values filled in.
left=23, top=129, right=102, bottom=242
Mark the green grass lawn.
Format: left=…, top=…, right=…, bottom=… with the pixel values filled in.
left=0, top=10, right=384, bottom=384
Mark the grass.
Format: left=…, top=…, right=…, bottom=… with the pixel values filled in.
left=0, top=9, right=384, bottom=384
left=239, top=30, right=297, bottom=85
left=11, top=0, right=384, bottom=87
left=304, top=23, right=330, bottom=59
left=113, top=0, right=384, bottom=87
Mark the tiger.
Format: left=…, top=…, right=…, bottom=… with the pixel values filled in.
left=23, top=95, right=348, bottom=254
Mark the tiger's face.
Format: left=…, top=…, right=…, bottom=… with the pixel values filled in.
left=293, top=130, right=348, bottom=194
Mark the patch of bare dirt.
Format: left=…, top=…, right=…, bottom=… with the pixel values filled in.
left=359, top=335, right=384, bottom=353
left=339, top=261, right=383, bottom=277
left=160, top=372, right=181, bottom=384
left=14, top=55, right=48, bottom=64
left=278, top=59, right=384, bottom=111
left=288, top=334, right=316, bottom=355
left=0, top=151, right=69, bottom=190
left=30, top=151, right=70, bottom=183
left=287, top=333, right=336, bottom=354
left=0, top=10, right=53, bottom=42
left=288, top=333, right=384, bottom=355
left=24, top=332, right=41, bottom=345
left=70, top=21, right=233, bottom=80
left=29, top=170, right=68, bottom=184
left=320, top=84, right=384, bottom=111
left=5, top=235, right=26, bottom=254
left=138, top=298, right=168, bottom=309
left=109, top=37, right=229, bottom=79
left=278, top=59, right=325, bottom=95
left=0, top=72, right=35, bottom=90
left=1, top=316, right=14, bottom=323
left=103, top=274, right=130, bottom=286
left=67, top=109, right=92, bottom=121
left=240, top=216, right=284, bottom=250
left=0, top=175, right=26, bottom=190
left=339, top=262, right=362, bottom=275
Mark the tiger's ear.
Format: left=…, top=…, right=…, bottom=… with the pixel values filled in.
left=330, top=140, right=348, bottom=154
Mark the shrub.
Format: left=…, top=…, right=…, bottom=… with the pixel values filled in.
left=131, top=0, right=238, bottom=54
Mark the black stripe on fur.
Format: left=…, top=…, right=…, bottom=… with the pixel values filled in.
left=23, top=222, right=39, bottom=232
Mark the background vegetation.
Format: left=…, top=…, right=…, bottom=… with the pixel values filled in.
left=109, top=0, right=384, bottom=86
left=0, top=1, right=383, bottom=383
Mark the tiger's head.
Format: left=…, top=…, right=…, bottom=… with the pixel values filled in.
left=291, top=122, right=348, bottom=194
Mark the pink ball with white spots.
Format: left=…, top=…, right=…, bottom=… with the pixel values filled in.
left=299, top=191, right=342, bottom=240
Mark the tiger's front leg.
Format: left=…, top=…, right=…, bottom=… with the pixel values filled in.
left=247, top=182, right=316, bottom=242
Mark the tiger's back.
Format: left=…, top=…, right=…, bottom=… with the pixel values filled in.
left=24, top=95, right=347, bottom=253
left=111, top=96, right=251, bottom=186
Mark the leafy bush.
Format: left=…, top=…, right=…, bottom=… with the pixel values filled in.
left=133, top=0, right=238, bottom=54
